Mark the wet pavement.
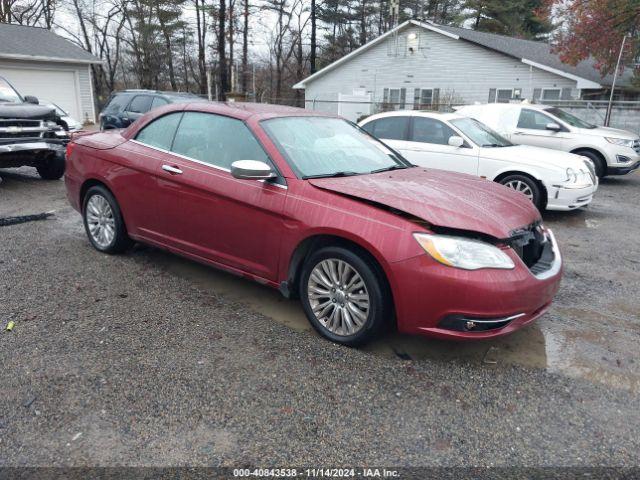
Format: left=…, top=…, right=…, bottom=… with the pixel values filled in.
left=1, top=167, right=639, bottom=392
left=1, top=166, right=639, bottom=466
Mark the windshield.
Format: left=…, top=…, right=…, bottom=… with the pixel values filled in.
left=450, top=117, right=513, bottom=147
left=544, top=107, right=596, bottom=129
left=262, top=116, right=409, bottom=178
left=0, top=78, right=22, bottom=103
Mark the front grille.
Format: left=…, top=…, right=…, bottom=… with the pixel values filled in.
left=0, top=119, right=47, bottom=140
left=0, top=119, right=41, bottom=128
left=507, top=223, right=553, bottom=274
left=633, top=139, right=640, bottom=154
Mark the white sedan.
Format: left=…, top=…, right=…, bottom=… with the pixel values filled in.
left=359, top=111, right=598, bottom=211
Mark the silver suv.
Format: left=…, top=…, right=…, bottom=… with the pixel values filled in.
left=456, top=103, right=640, bottom=178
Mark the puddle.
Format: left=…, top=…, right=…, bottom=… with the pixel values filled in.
left=135, top=247, right=640, bottom=394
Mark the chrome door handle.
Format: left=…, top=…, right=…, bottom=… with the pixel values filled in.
left=162, top=165, right=183, bottom=174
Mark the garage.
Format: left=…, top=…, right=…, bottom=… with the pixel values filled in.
left=0, top=23, right=101, bottom=124
left=0, top=67, right=81, bottom=120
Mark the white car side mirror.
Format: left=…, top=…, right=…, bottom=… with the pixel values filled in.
left=448, top=136, right=464, bottom=148
left=546, top=122, right=562, bottom=132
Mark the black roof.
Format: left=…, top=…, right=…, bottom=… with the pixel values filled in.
left=0, top=23, right=100, bottom=64
left=437, top=24, right=632, bottom=88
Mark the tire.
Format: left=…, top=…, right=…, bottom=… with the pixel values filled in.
left=299, top=246, right=392, bottom=346
left=574, top=149, right=607, bottom=178
left=498, top=174, right=543, bottom=210
left=36, top=153, right=65, bottom=180
left=82, top=185, right=132, bottom=254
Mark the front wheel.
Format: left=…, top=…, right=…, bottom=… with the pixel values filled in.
left=299, top=246, right=391, bottom=346
left=36, top=153, right=65, bottom=180
left=575, top=149, right=607, bottom=178
left=498, top=174, right=543, bottom=210
left=82, top=185, right=132, bottom=254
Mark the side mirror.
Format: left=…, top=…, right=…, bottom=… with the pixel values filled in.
left=24, top=95, right=39, bottom=104
left=448, top=135, right=464, bottom=148
left=546, top=122, right=562, bottom=132
left=231, top=160, right=276, bottom=180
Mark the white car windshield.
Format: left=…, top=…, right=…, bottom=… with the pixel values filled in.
left=545, top=107, right=596, bottom=129
left=262, top=116, right=409, bottom=179
left=0, top=78, right=22, bottom=103
left=450, top=117, right=513, bottom=148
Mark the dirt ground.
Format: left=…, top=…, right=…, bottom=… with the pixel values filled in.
left=1, top=166, right=639, bottom=468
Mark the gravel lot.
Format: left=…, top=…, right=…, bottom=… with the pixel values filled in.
left=1, top=167, right=639, bottom=468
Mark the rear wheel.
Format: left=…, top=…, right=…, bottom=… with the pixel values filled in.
left=82, top=185, right=132, bottom=254
left=499, top=174, right=543, bottom=210
left=299, top=246, right=391, bottom=346
left=574, top=149, right=606, bottom=178
left=36, top=153, right=65, bottom=180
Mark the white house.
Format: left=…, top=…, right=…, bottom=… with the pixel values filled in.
left=294, top=20, right=630, bottom=122
left=0, top=23, right=101, bottom=123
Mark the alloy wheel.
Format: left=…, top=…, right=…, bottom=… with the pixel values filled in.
left=307, top=258, right=370, bottom=336
left=504, top=179, right=534, bottom=201
left=85, top=194, right=116, bottom=248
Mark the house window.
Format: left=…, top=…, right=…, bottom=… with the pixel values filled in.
left=413, top=88, right=440, bottom=110
left=541, top=89, right=561, bottom=101
left=382, top=88, right=406, bottom=110
left=489, top=89, right=516, bottom=103
left=496, top=89, right=514, bottom=103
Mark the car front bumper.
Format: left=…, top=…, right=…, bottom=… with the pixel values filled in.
left=604, top=146, right=640, bottom=175
left=545, top=181, right=598, bottom=211
left=389, top=230, right=562, bottom=340
left=607, top=159, right=640, bottom=175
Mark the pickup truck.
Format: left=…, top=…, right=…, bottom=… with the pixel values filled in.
left=0, top=75, right=69, bottom=180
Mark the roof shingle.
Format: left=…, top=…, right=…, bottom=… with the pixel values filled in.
left=0, top=23, right=100, bottom=64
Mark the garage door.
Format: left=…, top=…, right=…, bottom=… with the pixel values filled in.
left=0, top=67, right=80, bottom=120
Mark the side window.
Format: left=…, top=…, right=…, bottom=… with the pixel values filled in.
left=135, top=112, right=183, bottom=150
left=369, top=116, right=409, bottom=140
left=171, top=112, right=270, bottom=170
left=127, top=95, right=153, bottom=114
left=517, top=109, right=554, bottom=130
left=103, top=94, right=130, bottom=114
left=410, top=117, right=457, bottom=145
left=360, top=121, right=375, bottom=136
left=151, top=96, right=169, bottom=110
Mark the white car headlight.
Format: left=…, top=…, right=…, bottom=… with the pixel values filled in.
left=605, top=137, right=635, bottom=148
left=413, top=233, right=515, bottom=270
left=565, top=167, right=578, bottom=183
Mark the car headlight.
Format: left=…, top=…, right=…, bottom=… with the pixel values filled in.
left=45, top=120, right=58, bottom=128
left=605, top=137, right=635, bottom=148
left=413, top=233, right=515, bottom=270
left=565, top=167, right=578, bottom=183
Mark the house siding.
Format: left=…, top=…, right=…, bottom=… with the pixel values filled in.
left=304, top=25, right=576, bottom=117
left=0, top=58, right=96, bottom=123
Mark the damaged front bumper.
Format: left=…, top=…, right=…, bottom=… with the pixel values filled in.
left=0, top=138, right=68, bottom=168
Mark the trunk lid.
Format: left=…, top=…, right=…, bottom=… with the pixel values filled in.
left=73, top=129, right=127, bottom=150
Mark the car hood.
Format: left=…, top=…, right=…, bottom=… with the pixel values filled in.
left=308, top=168, right=540, bottom=239
left=481, top=144, right=589, bottom=171
left=576, top=125, right=638, bottom=140
left=0, top=102, right=57, bottom=121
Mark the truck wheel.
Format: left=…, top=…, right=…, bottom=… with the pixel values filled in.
left=499, top=174, right=543, bottom=210
left=36, top=153, right=65, bottom=180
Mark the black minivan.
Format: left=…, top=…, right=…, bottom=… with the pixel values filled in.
left=99, top=90, right=205, bottom=130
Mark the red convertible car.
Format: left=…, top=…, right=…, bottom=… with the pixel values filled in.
left=65, top=102, right=562, bottom=346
